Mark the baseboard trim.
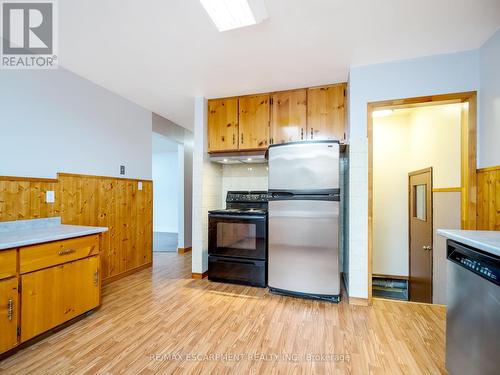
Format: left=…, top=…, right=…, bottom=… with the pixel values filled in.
left=192, top=271, right=208, bottom=279
left=103, top=263, right=152, bottom=285
left=178, top=247, right=192, bottom=254
left=349, top=297, right=369, bottom=306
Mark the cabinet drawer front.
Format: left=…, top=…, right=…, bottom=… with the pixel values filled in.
left=0, top=249, right=17, bottom=280
left=20, top=235, right=99, bottom=274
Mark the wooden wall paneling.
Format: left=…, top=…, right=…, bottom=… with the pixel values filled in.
left=476, top=167, right=500, bottom=230
left=238, top=94, right=270, bottom=150
left=0, top=177, right=59, bottom=222
left=58, top=174, right=153, bottom=282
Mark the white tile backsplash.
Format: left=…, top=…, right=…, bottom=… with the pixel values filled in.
left=221, top=164, right=268, bottom=203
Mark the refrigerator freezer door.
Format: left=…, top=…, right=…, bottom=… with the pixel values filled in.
left=268, top=141, right=339, bottom=191
left=268, top=200, right=339, bottom=297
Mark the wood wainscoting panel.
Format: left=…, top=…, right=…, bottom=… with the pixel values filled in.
left=477, top=166, right=500, bottom=230
left=0, top=177, right=59, bottom=222
left=58, top=173, right=153, bottom=282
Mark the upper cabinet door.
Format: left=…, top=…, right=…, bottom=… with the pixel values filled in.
left=307, top=84, right=346, bottom=141
left=207, top=98, right=239, bottom=153
left=238, top=94, right=270, bottom=150
left=270, top=89, right=307, bottom=144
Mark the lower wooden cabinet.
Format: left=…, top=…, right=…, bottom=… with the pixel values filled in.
left=20, top=256, right=99, bottom=342
left=0, top=277, right=18, bottom=354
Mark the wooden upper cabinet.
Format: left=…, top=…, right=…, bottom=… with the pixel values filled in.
left=238, top=94, right=270, bottom=150
left=270, top=89, right=307, bottom=144
left=307, top=83, right=346, bottom=141
left=207, top=98, right=239, bottom=152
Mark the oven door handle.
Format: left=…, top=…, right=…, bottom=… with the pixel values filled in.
left=212, top=258, right=260, bottom=266
left=209, top=214, right=267, bottom=220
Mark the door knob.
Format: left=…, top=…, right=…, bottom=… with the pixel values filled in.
left=422, top=246, right=432, bottom=251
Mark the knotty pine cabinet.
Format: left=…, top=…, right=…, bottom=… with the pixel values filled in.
left=207, top=83, right=347, bottom=153
left=0, top=234, right=101, bottom=355
left=0, top=277, right=18, bottom=354
left=307, top=83, right=346, bottom=141
left=238, top=94, right=270, bottom=150
left=270, top=89, right=307, bottom=144
left=207, top=98, right=239, bottom=152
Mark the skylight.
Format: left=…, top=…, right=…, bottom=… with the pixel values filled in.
left=200, top=0, right=268, bottom=32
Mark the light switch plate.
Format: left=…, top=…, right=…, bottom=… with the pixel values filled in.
left=138, top=181, right=143, bottom=191
left=46, top=190, right=55, bottom=203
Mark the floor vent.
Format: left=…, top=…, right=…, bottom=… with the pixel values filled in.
left=372, top=277, right=408, bottom=301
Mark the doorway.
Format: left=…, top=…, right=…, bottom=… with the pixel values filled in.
left=408, top=168, right=433, bottom=303
left=368, top=92, right=477, bottom=305
left=152, top=133, right=182, bottom=252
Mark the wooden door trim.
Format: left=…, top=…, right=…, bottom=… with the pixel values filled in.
left=408, top=168, right=433, bottom=303
left=367, top=91, right=477, bottom=305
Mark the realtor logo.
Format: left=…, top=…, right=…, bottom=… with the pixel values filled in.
left=1, top=0, right=57, bottom=69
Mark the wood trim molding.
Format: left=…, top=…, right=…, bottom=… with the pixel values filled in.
left=0, top=175, right=58, bottom=183
left=348, top=297, right=369, bottom=306
left=177, top=247, right=192, bottom=254
left=192, top=271, right=208, bottom=279
left=367, top=91, right=478, bottom=305
left=477, top=165, right=500, bottom=173
left=432, top=187, right=461, bottom=193
left=57, top=172, right=152, bottom=183
left=102, top=263, right=152, bottom=285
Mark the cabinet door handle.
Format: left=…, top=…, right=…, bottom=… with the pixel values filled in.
left=232, top=134, right=235, bottom=145
left=241, top=133, right=244, bottom=144
left=93, top=270, right=99, bottom=286
left=7, top=298, right=13, bottom=321
left=311, top=128, right=314, bottom=139
left=301, top=128, right=304, bottom=140
left=58, top=248, right=76, bottom=256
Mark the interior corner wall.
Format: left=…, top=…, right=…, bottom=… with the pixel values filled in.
left=0, top=68, right=152, bottom=180
left=479, top=28, right=500, bottom=168
left=348, top=49, right=479, bottom=299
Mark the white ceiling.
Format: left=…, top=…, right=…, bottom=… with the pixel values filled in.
left=152, top=133, right=179, bottom=153
left=59, top=0, right=500, bottom=130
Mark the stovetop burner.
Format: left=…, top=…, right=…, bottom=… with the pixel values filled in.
left=209, top=191, right=268, bottom=215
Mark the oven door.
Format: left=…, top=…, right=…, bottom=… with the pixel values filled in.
left=208, top=214, right=267, bottom=260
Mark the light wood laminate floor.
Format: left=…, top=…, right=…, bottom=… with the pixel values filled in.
left=0, top=253, right=446, bottom=374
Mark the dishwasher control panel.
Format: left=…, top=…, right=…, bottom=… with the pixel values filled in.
left=447, top=240, right=500, bottom=286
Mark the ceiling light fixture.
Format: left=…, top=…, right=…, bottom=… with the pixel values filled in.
left=199, top=0, right=268, bottom=32
left=372, top=109, right=394, bottom=118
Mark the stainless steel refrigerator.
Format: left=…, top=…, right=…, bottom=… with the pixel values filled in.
left=268, top=140, right=340, bottom=302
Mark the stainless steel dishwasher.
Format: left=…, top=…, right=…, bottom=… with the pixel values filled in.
left=446, top=240, right=500, bottom=375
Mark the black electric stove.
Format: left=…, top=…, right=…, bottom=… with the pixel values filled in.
left=208, top=191, right=268, bottom=287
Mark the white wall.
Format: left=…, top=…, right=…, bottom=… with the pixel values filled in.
left=373, top=104, right=462, bottom=278
left=479, top=28, right=500, bottom=168
left=221, top=164, right=268, bottom=203
left=152, top=151, right=179, bottom=233
left=0, top=68, right=152, bottom=179
left=348, top=49, right=479, bottom=299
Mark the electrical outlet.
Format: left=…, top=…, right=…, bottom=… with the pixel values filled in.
left=138, top=181, right=143, bottom=191
left=120, top=165, right=125, bottom=175
left=46, top=190, right=55, bottom=203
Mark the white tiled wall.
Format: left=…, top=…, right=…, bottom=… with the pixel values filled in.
left=221, top=164, right=268, bottom=203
